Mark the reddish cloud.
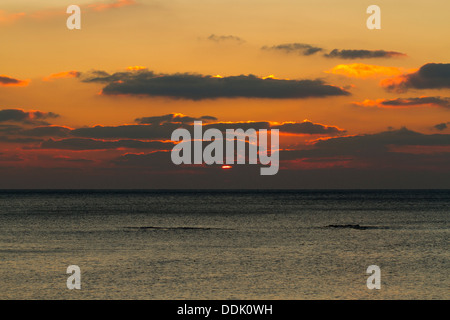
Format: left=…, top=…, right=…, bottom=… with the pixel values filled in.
left=389, top=145, right=450, bottom=155
left=43, top=71, right=80, bottom=82
left=88, top=0, right=137, bottom=12
left=280, top=127, right=450, bottom=172
left=2, top=110, right=448, bottom=188
left=326, top=63, right=405, bottom=79
left=135, top=113, right=217, bottom=125
left=354, top=96, right=450, bottom=109
left=126, top=66, right=147, bottom=71
left=0, top=0, right=137, bottom=24
left=71, top=117, right=345, bottom=140
left=40, top=138, right=175, bottom=151
left=0, top=10, right=26, bottom=24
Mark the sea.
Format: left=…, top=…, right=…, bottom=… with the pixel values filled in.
left=0, top=190, right=448, bottom=300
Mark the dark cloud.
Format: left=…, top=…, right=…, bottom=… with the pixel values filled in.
left=262, top=43, right=323, bottom=56
left=282, top=127, right=450, bottom=161
left=72, top=124, right=180, bottom=140
left=0, top=109, right=59, bottom=125
left=0, top=124, right=22, bottom=135
left=382, top=63, right=450, bottom=92
left=40, top=138, right=175, bottom=151
left=2, top=162, right=448, bottom=189
left=112, top=150, right=256, bottom=173
left=380, top=96, right=450, bottom=108
left=81, top=70, right=152, bottom=83
left=0, top=136, right=43, bottom=144
left=1, top=123, right=448, bottom=188
left=0, top=75, right=28, bottom=86
left=21, top=126, right=72, bottom=137
left=113, top=151, right=173, bottom=167
left=81, top=70, right=350, bottom=100
left=324, top=49, right=406, bottom=59
left=203, top=122, right=270, bottom=132
left=0, top=125, right=70, bottom=145
left=313, top=127, right=450, bottom=149
left=107, top=127, right=450, bottom=189
left=0, top=153, right=24, bottom=162
left=72, top=119, right=344, bottom=140
left=0, top=76, right=22, bottom=85
left=207, top=34, right=245, bottom=44
left=53, top=157, right=94, bottom=164
left=135, top=113, right=217, bottom=125
left=434, top=123, right=449, bottom=131
left=272, top=122, right=344, bottom=135
left=262, top=45, right=405, bottom=59
left=43, top=71, right=81, bottom=81
left=202, top=121, right=344, bottom=135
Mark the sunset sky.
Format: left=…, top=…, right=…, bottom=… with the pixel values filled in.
left=1, top=0, right=449, bottom=188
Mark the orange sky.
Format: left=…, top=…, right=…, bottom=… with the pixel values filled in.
left=0, top=0, right=449, bottom=188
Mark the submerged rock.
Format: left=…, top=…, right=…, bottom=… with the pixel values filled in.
left=325, top=224, right=373, bottom=230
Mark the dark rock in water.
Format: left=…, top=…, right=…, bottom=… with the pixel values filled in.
left=325, top=224, right=372, bottom=230
left=123, top=226, right=230, bottom=231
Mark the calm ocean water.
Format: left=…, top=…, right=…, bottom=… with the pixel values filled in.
left=0, top=190, right=448, bottom=300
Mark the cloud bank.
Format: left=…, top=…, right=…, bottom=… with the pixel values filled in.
left=81, top=70, right=350, bottom=100
left=381, top=63, right=450, bottom=92
left=324, top=49, right=406, bottom=59
left=0, top=75, right=29, bottom=87
left=0, top=109, right=59, bottom=125
left=354, top=96, right=450, bottom=109
left=262, top=43, right=323, bottom=56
